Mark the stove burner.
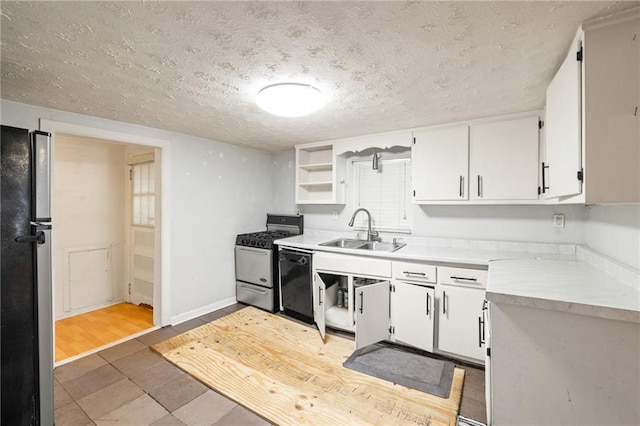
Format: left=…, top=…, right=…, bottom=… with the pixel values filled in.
left=235, top=231, right=292, bottom=249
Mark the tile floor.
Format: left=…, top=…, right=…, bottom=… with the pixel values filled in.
left=54, top=303, right=486, bottom=425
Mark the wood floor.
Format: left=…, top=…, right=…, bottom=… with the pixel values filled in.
left=155, top=306, right=464, bottom=426
left=55, top=303, right=154, bottom=362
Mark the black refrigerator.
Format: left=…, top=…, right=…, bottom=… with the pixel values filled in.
left=1, top=125, right=54, bottom=426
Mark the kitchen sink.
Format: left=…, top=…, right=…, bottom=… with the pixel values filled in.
left=319, top=238, right=367, bottom=249
left=319, top=238, right=406, bottom=252
left=357, top=241, right=406, bottom=252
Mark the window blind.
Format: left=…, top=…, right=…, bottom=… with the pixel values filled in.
left=132, top=162, right=155, bottom=227
left=352, top=157, right=411, bottom=233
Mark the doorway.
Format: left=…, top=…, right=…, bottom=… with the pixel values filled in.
left=49, top=131, right=163, bottom=363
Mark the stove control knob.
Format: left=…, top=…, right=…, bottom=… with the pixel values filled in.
left=261, top=241, right=266, bottom=247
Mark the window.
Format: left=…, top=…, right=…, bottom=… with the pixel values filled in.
left=131, top=162, right=155, bottom=227
left=351, top=156, right=411, bottom=233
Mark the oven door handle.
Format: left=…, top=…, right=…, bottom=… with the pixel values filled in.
left=238, top=284, right=269, bottom=295
left=237, top=247, right=269, bottom=255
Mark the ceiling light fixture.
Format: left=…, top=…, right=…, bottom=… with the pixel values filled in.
left=256, top=83, right=326, bottom=117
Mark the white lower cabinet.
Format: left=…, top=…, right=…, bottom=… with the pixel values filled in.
left=313, top=252, right=392, bottom=341
left=390, top=281, right=435, bottom=352
left=355, top=281, right=391, bottom=349
left=311, top=252, right=486, bottom=362
left=312, top=271, right=328, bottom=341
left=436, top=284, right=486, bottom=362
left=354, top=280, right=435, bottom=351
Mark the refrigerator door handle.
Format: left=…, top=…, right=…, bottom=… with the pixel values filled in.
left=15, top=230, right=46, bottom=245
left=30, top=131, right=52, bottom=222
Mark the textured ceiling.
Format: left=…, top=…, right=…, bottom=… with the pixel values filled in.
left=1, top=1, right=637, bottom=152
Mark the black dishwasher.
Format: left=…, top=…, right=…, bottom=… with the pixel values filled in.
left=279, top=248, right=313, bottom=324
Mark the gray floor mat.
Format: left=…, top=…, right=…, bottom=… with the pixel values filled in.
left=343, top=343, right=455, bottom=398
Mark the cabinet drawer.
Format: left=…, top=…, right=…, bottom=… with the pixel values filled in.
left=392, top=261, right=436, bottom=283
left=438, top=266, right=487, bottom=288
left=314, top=252, right=391, bottom=277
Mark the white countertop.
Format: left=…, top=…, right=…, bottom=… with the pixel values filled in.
left=486, top=258, right=640, bottom=323
left=275, top=230, right=640, bottom=323
left=275, top=233, right=574, bottom=266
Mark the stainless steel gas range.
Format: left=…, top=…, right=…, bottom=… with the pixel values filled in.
left=234, top=214, right=303, bottom=312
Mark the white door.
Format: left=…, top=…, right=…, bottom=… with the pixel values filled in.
left=391, top=282, right=434, bottom=352
left=313, top=272, right=327, bottom=342
left=129, top=227, right=154, bottom=306
left=129, top=161, right=155, bottom=306
left=545, top=36, right=583, bottom=199
left=437, top=285, right=485, bottom=361
left=355, top=281, right=390, bottom=350
left=470, top=116, right=540, bottom=200
left=412, top=126, right=469, bottom=201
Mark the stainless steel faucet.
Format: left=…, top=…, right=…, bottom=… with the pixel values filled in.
left=348, top=208, right=381, bottom=242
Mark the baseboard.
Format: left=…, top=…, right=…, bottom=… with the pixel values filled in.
left=55, top=299, right=125, bottom=321
left=169, top=297, right=237, bottom=325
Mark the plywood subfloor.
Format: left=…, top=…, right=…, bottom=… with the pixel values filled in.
left=153, top=306, right=464, bottom=426
left=55, top=302, right=153, bottom=361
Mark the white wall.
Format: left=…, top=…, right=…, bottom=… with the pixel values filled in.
left=272, top=150, right=297, bottom=214
left=1, top=100, right=274, bottom=324
left=53, top=135, right=127, bottom=318
left=585, top=204, right=640, bottom=269
left=274, top=149, right=587, bottom=244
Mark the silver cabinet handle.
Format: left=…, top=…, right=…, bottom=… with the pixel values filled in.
left=451, top=276, right=478, bottom=282
left=318, top=287, right=323, bottom=306
left=442, top=291, right=447, bottom=315
left=477, top=175, right=482, bottom=197
left=478, top=312, right=486, bottom=347
left=426, top=293, right=430, bottom=316
left=403, top=271, right=426, bottom=276
left=359, top=291, right=364, bottom=314
left=459, top=176, right=464, bottom=197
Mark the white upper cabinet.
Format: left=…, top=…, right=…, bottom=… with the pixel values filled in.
left=470, top=116, right=540, bottom=200
left=544, top=32, right=584, bottom=199
left=295, top=142, right=346, bottom=204
left=412, top=115, right=540, bottom=204
left=544, top=12, right=640, bottom=203
left=412, top=125, right=469, bottom=202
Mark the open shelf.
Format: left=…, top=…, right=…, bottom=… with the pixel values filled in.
left=299, top=182, right=332, bottom=188
left=295, top=142, right=345, bottom=204
left=298, top=162, right=333, bottom=171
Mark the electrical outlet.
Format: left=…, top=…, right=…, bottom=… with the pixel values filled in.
left=332, top=211, right=338, bottom=221
left=553, top=214, right=565, bottom=228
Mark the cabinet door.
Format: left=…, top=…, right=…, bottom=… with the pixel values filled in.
left=413, top=126, right=469, bottom=201
left=470, top=117, right=539, bottom=200
left=312, top=272, right=327, bottom=342
left=391, top=282, right=434, bottom=352
left=545, top=35, right=583, bottom=199
left=437, top=285, right=485, bottom=361
left=355, top=282, right=390, bottom=350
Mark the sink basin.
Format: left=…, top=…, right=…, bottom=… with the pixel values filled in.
left=319, top=238, right=367, bottom=249
left=319, top=238, right=406, bottom=252
left=357, top=241, right=406, bottom=252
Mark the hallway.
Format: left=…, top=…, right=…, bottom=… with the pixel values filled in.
left=55, top=303, right=153, bottom=362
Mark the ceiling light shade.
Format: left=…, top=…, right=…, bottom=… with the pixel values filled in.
left=256, top=83, right=326, bottom=117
